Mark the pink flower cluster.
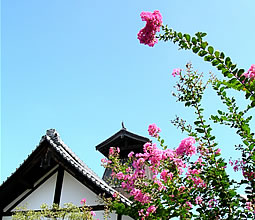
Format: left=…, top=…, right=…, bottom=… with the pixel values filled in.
left=138, top=205, right=157, bottom=219
left=243, top=64, right=255, bottom=81
left=208, top=198, right=218, bottom=208
left=186, top=167, right=206, bottom=188
left=195, top=196, right=203, bottom=205
left=160, top=169, right=173, bottom=182
left=104, top=125, right=212, bottom=217
left=172, top=68, right=181, bottom=77
left=148, top=123, right=161, bottom=138
left=130, top=188, right=151, bottom=204
left=137, top=10, right=162, bottom=47
left=229, top=159, right=244, bottom=172
left=176, top=137, right=196, bottom=156
left=229, top=159, right=255, bottom=181
left=246, top=201, right=254, bottom=212
left=81, top=198, right=86, bottom=205
left=243, top=171, right=255, bottom=181
left=109, top=147, right=120, bottom=156
left=101, top=158, right=112, bottom=168
left=186, top=201, right=192, bottom=209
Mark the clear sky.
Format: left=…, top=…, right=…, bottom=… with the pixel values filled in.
left=1, top=0, right=255, bottom=184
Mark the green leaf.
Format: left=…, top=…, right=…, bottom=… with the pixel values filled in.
left=204, top=55, right=214, bottom=62
left=225, top=57, right=231, bottom=64
left=237, top=69, right=245, bottom=77
left=225, top=57, right=232, bottom=68
left=208, top=46, right=214, bottom=54
left=178, top=32, right=182, bottom=38
left=228, top=78, right=238, bottom=85
left=217, top=64, right=224, bottom=70
left=201, top=41, right=208, bottom=49
left=220, top=52, right=225, bottom=59
left=201, top=33, right=207, bottom=37
left=251, top=100, right=255, bottom=107
left=214, top=50, right=220, bottom=58
left=212, top=59, right=220, bottom=66
left=192, top=46, right=200, bottom=53
left=184, top=34, right=191, bottom=42
left=192, top=37, right=197, bottom=45
left=195, top=128, right=204, bottom=133
left=217, top=110, right=223, bottom=115
left=194, top=121, right=202, bottom=126
left=230, top=64, right=237, bottom=70
left=198, top=50, right=208, bottom=57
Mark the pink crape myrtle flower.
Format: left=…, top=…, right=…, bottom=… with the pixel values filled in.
left=208, top=198, right=217, bottom=208
left=246, top=201, right=253, bottom=211
left=109, top=147, right=120, bottom=156
left=146, top=205, right=157, bottom=216
left=176, top=137, right=196, bottom=156
left=172, top=68, right=181, bottom=77
left=160, top=169, right=173, bottom=182
left=186, top=201, right=192, bottom=209
left=113, top=192, right=118, bottom=198
left=195, top=196, right=203, bottom=205
left=116, top=172, right=125, bottom=180
left=101, top=158, right=112, bottom=168
left=215, top=148, right=221, bottom=155
left=137, top=10, right=162, bottom=47
left=109, top=147, right=115, bottom=156
left=243, top=64, right=255, bottom=82
left=81, top=198, right=86, bottom=205
left=148, top=123, right=161, bottom=138
left=138, top=209, right=144, bottom=217
left=91, top=211, right=96, bottom=216
left=128, top=151, right=134, bottom=158
left=130, top=188, right=151, bottom=204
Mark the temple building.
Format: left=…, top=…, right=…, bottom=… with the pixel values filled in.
left=0, top=126, right=149, bottom=220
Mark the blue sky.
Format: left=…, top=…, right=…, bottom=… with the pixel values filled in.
left=1, top=0, right=255, bottom=183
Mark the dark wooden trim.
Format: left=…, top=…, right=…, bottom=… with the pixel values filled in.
left=2, top=205, right=106, bottom=217
left=53, top=168, right=64, bottom=205
left=90, top=205, right=105, bottom=211
left=5, top=166, right=58, bottom=213
left=117, top=214, right=122, bottom=220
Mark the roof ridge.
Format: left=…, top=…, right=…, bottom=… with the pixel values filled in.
left=0, top=129, right=132, bottom=206
left=45, top=129, right=99, bottom=177
left=45, top=129, right=132, bottom=205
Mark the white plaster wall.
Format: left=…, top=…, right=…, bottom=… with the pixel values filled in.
left=2, top=217, right=12, bottom=220
left=122, top=215, right=134, bottom=220
left=93, top=212, right=134, bottom=220
left=60, top=171, right=99, bottom=206
left=94, top=210, right=117, bottom=220
left=60, top=172, right=134, bottom=220
left=13, top=172, right=57, bottom=210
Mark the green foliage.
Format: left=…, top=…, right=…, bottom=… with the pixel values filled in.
left=159, top=25, right=255, bottom=108
left=12, top=203, right=97, bottom=220
left=105, top=63, right=255, bottom=219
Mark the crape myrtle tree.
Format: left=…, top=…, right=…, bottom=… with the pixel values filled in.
left=12, top=10, right=255, bottom=220
left=101, top=10, right=255, bottom=219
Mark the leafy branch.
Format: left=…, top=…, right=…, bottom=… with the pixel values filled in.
left=159, top=25, right=255, bottom=107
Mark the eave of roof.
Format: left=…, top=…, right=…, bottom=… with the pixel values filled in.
left=95, top=128, right=150, bottom=152
left=0, top=129, right=132, bottom=207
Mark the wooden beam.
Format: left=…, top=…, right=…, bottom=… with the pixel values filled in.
left=53, top=167, right=64, bottom=205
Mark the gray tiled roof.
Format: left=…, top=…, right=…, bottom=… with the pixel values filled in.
left=44, top=129, right=132, bottom=206
left=1, top=129, right=132, bottom=206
